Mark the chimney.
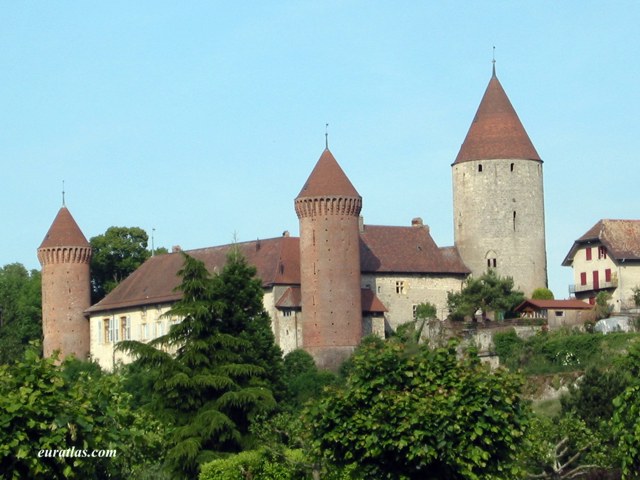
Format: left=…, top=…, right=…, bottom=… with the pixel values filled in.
left=282, top=230, right=290, bottom=237
left=172, top=245, right=182, bottom=253
left=411, top=217, right=423, bottom=227
left=359, top=215, right=364, bottom=233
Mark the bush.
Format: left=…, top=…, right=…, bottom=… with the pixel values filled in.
left=199, top=449, right=308, bottom=480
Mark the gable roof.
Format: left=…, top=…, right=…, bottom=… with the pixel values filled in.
left=39, top=206, right=90, bottom=249
left=296, top=148, right=360, bottom=198
left=454, top=70, right=541, bottom=165
left=359, top=225, right=470, bottom=274
left=87, top=225, right=469, bottom=315
left=562, top=219, right=640, bottom=265
left=515, top=299, right=593, bottom=312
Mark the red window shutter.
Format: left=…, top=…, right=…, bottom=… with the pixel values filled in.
left=605, top=269, right=611, bottom=282
left=580, top=272, right=587, bottom=285
left=586, top=248, right=592, bottom=261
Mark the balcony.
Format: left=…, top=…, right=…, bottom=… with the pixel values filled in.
left=569, top=278, right=618, bottom=294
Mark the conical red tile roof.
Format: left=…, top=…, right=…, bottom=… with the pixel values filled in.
left=297, top=148, right=360, bottom=198
left=39, top=207, right=90, bottom=249
left=454, top=70, right=541, bottom=164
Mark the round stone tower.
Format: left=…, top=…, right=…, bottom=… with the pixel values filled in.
left=452, top=66, right=547, bottom=296
left=295, top=148, right=363, bottom=369
left=37, top=205, right=92, bottom=360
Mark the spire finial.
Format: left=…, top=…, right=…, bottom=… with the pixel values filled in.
left=62, top=180, right=66, bottom=207
left=492, top=46, right=496, bottom=77
left=325, top=123, right=329, bottom=149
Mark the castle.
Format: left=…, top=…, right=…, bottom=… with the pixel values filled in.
left=39, top=67, right=548, bottom=369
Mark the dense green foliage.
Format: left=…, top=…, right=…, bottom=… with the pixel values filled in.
left=309, top=336, right=529, bottom=479
left=0, top=346, right=165, bottom=479
left=613, top=384, right=640, bottom=479
left=531, top=287, right=554, bottom=300
left=199, top=448, right=309, bottom=480
left=447, top=270, right=525, bottom=321
left=493, top=329, right=640, bottom=375
left=282, top=349, right=339, bottom=409
left=0, top=263, right=42, bottom=364
left=89, top=226, right=152, bottom=302
left=117, top=250, right=283, bottom=478
left=561, top=366, right=631, bottom=430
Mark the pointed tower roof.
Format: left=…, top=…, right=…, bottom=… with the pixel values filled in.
left=454, top=69, right=541, bottom=164
left=296, top=148, right=360, bottom=198
left=39, top=206, right=90, bottom=249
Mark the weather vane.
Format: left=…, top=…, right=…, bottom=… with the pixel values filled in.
left=325, top=123, right=329, bottom=149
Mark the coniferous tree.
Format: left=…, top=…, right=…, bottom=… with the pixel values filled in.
left=118, top=250, right=283, bottom=478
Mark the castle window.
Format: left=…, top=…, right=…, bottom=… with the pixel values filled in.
left=412, top=304, right=418, bottom=319
left=120, top=316, right=131, bottom=341
left=586, top=248, right=592, bottom=261
left=395, top=281, right=406, bottom=294
left=510, top=163, right=514, bottom=172
left=377, top=285, right=382, bottom=294
left=598, top=246, right=607, bottom=259
left=283, top=310, right=292, bottom=317
left=98, top=320, right=103, bottom=344
left=513, top=211, right=517, bottom=231
left=107, top=318, right=118, bottom=343
left=478, top=164, right=483, bottom=173
left=555, top=311, right=565, bottom=317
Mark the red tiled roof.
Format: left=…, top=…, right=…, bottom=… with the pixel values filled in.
left=515, top=299, right=593, bottom=311
left=296, top=149, right=360, bottom=198
left=562, top=219, right=640, bottom=265
left=275, top=286, right=387, bottom=313
left=39, top=207, right=90, bottom=249
left=87, top=236, right=300, bottom=313
left=88, top=226, right=469, bottom=314
left=359, top=225, right=470, bottom=274
left=454, top=71, right=541, bottom=164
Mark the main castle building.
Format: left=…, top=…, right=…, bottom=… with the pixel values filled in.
left=39, top=68, right=548, bottom=369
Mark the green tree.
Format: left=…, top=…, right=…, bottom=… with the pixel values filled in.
left=521, top=414, right=614, bottom=479
left=447, top=270, right=525, bottom=321
left=90, top=226, right=152, bottom=302
left=0, top=345, right=165, bottom=479
left=561, top=366, right=630, bottom=431
left=117, top=251, right=283, bottom=478
left=309, top=336, right=529, bottom=479
left=594, top=292, right=613, bottom=320
left=613, top=384, right=640, bottom=479
left=0, top=263, right=42, bottom=364
left=531, top=288, right=554, bottom=300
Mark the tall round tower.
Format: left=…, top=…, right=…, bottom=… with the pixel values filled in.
left=37, top=205, right=92, bottom=360
left=452, top=66, right=547, bottom=296
left=295, top=148, right=363, bottom=369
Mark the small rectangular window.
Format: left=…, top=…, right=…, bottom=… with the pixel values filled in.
left=395, top=281, right=405, bottom=294
left=605, top=268, right=612, bottom=282
left=598, top=246, right=607, bottom=259
left=555, top=311, right=565, bottom=317
left=586, top=248, right=592, bottom=261
left=120, top=316, right=130, bottom=341
left=580, top=272, right=587, bottom=286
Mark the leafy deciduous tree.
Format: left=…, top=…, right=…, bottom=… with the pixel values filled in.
left=447, top=270, right=525, bottom=321
left=531, top=288, right=555, bottom=300
left=0, top=346, right=165, bottom=479
left=0, top=263, right=42, bottom=364
left=309, top=336, right=529, bottom=479
left=89, top=226, right=152, bottom=302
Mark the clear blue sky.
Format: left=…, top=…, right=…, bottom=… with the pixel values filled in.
left=2, top=2, right=639, bottom=299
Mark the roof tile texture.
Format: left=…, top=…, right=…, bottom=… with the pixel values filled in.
left=296, top=149, right=360, bottom=198
left=89, top=225, right=469, bottom=314
left=454, top=73, right=541, bottom=164
left=39, top=207, right=90, bottom=249
left=577, top=219, right=640, bottom=260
